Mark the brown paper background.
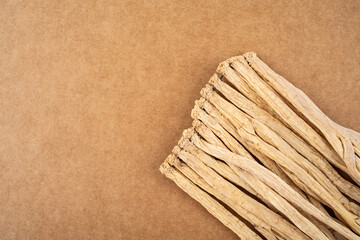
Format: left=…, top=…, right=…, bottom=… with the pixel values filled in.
left=0, top=1, right=359, bottom=239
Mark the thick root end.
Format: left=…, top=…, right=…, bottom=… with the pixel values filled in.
left=200, top=84, right=215, bottom=100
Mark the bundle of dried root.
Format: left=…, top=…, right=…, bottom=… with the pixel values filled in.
left=160, top=53, right=360, bottom=240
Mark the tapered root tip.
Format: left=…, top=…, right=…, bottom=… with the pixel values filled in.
left=200, top=84, right=215, bottom=100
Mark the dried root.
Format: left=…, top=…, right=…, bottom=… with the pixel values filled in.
left=160, top=53, right=360, bottom=239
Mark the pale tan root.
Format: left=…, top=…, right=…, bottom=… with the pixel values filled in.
left=171, top=148, right=311, bottom=240
left=191, top=134, right=360, bottom=240
left=198, top=98, right=338, bottom=239
left=159, top=52, right=360, bottom=240
left=200, top=84, right=360, bottom=227
left=160, top=159, right=261, bottom=239
left=217, top=56, right=348, bottom=177
left=209, top=73, right=360, bottom=203
left=244, top=52, right=360, bottom=183
left=185, top=125, right=329, bottom=239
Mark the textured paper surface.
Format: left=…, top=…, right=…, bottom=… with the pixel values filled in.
left=0, top=1, right=359, bottom=239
